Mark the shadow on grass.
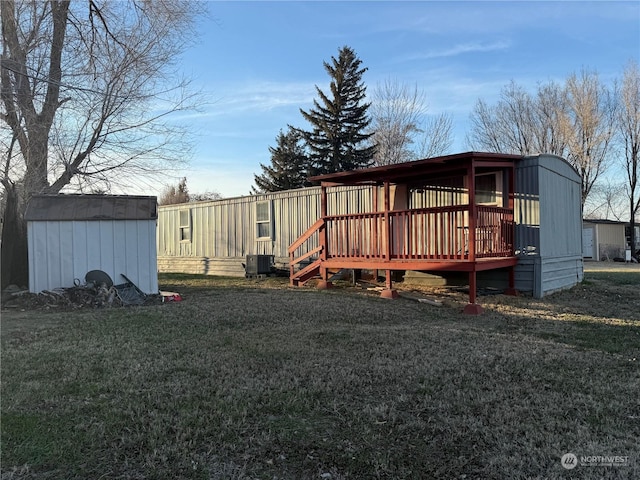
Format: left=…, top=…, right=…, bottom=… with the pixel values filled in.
left=3, top=274, right=640, bottom=479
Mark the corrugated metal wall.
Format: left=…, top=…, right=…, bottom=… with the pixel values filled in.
left=28, top=219, right=158, bottom=294
left=595, top=223, right=625, bottom=246
left=157, top=185, right=374, bottom=270
left=513, top=154, right=583, bottom=297
left=538, top=155, right=583, bottom=257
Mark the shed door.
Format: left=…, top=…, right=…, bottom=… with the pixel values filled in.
left=582, top=228, right=594, bottom=258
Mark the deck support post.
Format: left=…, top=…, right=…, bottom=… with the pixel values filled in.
left=317, top=266, right=332, bottom=290
left=380, top=268, right=398, bottom=299
left=504, top=265, right=519, bottom=296
left=317, top=280, right=333, bottom=290
left=463, top=270, right=483, bottom=314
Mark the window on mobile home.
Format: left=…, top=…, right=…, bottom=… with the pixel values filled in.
left=256, top=201, right=273, bottom=240
left=475, top=172, right=503, bottom=206
left=179, top=209, right=191, bottom=242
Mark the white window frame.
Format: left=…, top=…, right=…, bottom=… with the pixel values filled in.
left=256, top=200, right=273, bottom=240
left=179, top=209, right=191, bottom=242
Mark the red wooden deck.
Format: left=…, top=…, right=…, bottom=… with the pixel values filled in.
left=288, top=152, right=522, bottom=313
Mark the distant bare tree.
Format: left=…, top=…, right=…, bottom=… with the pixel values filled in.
left=159, top=177, right=190, bottom=205
left=416, top=113, right=453, bottom=160
left=583, top=179, right=626, bottom=221
left=468, top=72, right=617, bottom=208
left=563, top=69, right=617, bottom=207
left=159, top=177, right=222, bottom=205
left=616, top=61, right=640, bottom=250
left=467, top=81, right=568, bottom=156
left=533, top=81, right=570, bottom=155
left=189, top=191, right=223, bottom=203
left=370, top=79, right=452, bottom=166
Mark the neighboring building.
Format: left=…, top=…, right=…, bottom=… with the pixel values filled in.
left=25, top=194, right=158, bottom=294
left=625, top=223, right=640, bottom=253
left=158, top=152, right=584, bottom=302
left=582, top=219, right=627, bottom=261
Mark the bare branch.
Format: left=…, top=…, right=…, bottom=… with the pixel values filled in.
left=370, top=78, right=452, bottom=165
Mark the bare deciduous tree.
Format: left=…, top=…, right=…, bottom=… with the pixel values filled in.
left=369, top=79, right=452, bottom=166
left=583, top=179, right=626, bottom=221
left=159, top=177, right=190, bottom=205
left=617, top=61, right=640, bottom=251
left=563, top=69, right=617, bottom=207
left=416, top=113, right=453, bottom=160
left=1, top=0, right=202, bottom=287
left=467, top=72, right=617, bottom=208
left=159, top=177, right=222, bottom=205
left=467, top=81, right=568, bottom=156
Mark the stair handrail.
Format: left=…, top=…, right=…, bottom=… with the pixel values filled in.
left=288, top=218, right=324, bottom=254
left=288, top=218, right=324, bottom=284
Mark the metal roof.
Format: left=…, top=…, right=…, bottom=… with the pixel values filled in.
left=25, top=194, right=158, bottom=221
left=583, top=219, right=626, bottom=225
left=308, top=151, right=522, bottom=186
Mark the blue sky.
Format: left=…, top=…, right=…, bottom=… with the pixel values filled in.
left=155, top=1, right=640, bottom=199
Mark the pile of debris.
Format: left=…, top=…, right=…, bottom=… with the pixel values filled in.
left=2, top=271, right=163, bottom=310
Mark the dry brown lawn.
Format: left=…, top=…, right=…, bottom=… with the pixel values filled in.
left=1, top=266, right=638, bottom=479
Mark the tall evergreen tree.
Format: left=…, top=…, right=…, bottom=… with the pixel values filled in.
left=298, top=46, right=375, bottom=176
left=253, top=128, right=310, bottom=193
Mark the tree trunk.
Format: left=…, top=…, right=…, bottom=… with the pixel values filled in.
left=1, top=183, right=28, bottom=290
left=631, top=197, right=637, bottom=258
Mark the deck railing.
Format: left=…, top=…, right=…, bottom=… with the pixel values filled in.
left=475, top=206, right=514, bottom=258
left=324, top=205, right=513, bottom=261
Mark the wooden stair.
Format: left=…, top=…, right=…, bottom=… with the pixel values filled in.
left=290, top=259, right=321, bottom=286
left=289, top=219, right=324, bottom=287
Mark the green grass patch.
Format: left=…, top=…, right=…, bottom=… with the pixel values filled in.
left=585, top=270, right=640, bottom=285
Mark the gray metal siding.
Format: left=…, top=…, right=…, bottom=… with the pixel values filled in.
left=538, top=161, right=582, bottom=258
left=514, top=257, right=539, bottom=296
left=540, top=256, right=584, bottom=296
left=513, top=154, right=583, bottom=297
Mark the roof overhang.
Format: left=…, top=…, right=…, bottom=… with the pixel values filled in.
left=309, top=151, right=522, bottom=186
left=25, top=194, right=158, bottom=221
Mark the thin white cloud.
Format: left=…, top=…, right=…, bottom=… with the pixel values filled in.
left=208, top=81, right=317, bottom=116
left=400, top=40, right=511, bottom=63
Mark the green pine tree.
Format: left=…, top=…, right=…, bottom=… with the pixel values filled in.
left=298, top=46, right=376, bottom=176
left=253, top=128, right=310, bottom=193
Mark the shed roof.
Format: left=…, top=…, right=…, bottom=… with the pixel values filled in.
left=308, top=151, right=522, bottom=186
left=25, top=194, right=158, bottom=221
left=583, top=219, right=626, bottom=225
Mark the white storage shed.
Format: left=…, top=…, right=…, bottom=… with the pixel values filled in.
left=582, top=219, right=627, bottom=261
left=25, top=194, right=158, bottom=294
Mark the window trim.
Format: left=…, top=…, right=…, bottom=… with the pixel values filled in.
left=179, top=209, right=191, bottom=243
left=255, top=200, right=273, bottom=240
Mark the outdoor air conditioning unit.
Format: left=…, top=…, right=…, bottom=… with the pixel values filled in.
left=245, top=255, right=273, bottom=276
